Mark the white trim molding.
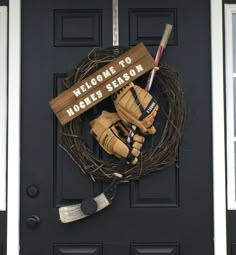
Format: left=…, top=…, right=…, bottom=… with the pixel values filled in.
left=211, top=0, right=227, bottom=255
left=225, top=4, right=236, bottom=210
left=7, top=0, right=21, bottom=254
left=211, top=0, right=227, bottom=254
left=0, top=6, right=8, bottom=211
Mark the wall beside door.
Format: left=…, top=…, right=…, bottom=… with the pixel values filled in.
left=0, top=216, right=6, bottom=255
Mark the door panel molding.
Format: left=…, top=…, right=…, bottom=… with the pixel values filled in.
left=128, top=8, right=177, bottom=46
left=7, top=0, right=226, bottom=254
left=130, top=166, right=179, bottom=208
left=54, top=9, right=102, bottom=47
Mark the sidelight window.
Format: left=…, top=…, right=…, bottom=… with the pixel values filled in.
left=225, top=4, right=236, bottom=209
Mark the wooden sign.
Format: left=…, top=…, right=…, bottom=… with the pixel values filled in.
left=49, top=43, right=156, bottom=125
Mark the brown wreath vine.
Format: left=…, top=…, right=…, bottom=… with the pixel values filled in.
left=60, top=47, right=185, bottom=182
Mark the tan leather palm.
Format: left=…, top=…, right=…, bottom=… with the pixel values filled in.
left=114, top=82, right=159, bottom=135
left=90, top=111, right=145, bottom=164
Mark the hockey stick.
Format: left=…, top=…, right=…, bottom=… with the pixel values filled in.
left=127, top=23, right=173, bottom=139
left=59, top=24, right=172, bottom=223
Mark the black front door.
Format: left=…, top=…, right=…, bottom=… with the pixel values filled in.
left=20, top=0, right=214, bottom=254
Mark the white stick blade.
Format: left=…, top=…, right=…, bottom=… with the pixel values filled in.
left=59, top=193, right=111, bottom=223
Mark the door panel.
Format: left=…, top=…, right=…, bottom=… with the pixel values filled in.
left=21, top=0, right=213, bottom=254
left=53, top=73, right=103, bottom=207
left=128, top=8, right=177, bottom=46
left=130, top=166, right=178, bottom=207
left=54, top=9, right=102, bottom=47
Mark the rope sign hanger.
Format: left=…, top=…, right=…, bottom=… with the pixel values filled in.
left=49, top=24, right=185, bottom=223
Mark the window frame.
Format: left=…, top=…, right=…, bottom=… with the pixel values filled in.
left=225, top=4, right=236, bottom=210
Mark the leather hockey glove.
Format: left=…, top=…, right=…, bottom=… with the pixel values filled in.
left=113, top=82, right=159, bottom=135
left=90, top=111, right=145, bottom=165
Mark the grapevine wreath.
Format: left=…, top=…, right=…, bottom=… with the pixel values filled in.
left=59, top=46, right=185, bottom=183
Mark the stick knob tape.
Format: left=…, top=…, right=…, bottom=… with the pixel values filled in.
left=160, top=24, right=173, bottom=48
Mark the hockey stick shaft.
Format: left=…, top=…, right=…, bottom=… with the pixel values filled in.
left=145, top=24, right=172, bottom=91
left=127, top=24, right=173, bottom=143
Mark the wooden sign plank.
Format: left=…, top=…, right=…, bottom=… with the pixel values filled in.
left=50, top=43, right=148, bottom=112
left=49, top=43, right=156, bottom=125
left=57, top=54, right=155, bottom=125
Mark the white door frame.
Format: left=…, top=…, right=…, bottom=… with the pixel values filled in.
left=7, top=0, right=227, bottom=254
left=211, top=0, right=227, bottom=253
left=7, top=0, right=21, bottom=254
left=0, top=6, right=8, bottom=212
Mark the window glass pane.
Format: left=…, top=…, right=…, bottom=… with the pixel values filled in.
left=234, top=78, right=236, bottom=136
left=233, top=14, right=236, bottom=73
left=234, top=142, right=236, bottom=200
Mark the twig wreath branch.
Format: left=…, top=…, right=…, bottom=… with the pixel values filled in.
left=60, top=47, right=185, bottom=182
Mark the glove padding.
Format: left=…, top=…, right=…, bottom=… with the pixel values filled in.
left=113, top=82, right=159, bottom=135
left=90, top=111, right=145, bottom=165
